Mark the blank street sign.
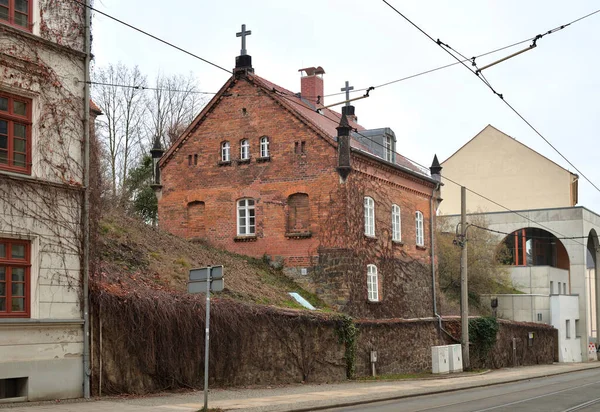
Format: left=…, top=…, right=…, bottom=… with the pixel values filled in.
left=188, top=279, right=225, bottom=294
left=189, top=265, right=224, bottom=281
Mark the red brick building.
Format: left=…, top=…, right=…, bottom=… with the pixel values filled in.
left=156, top=52, right=442, bottom=318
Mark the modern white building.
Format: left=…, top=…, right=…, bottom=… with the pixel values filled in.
left=0, top=0, right=91, bottom=401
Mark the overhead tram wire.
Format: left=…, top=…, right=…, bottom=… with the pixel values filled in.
left=272, top=89, right=586, bottom=247
left=469, top=223, right=591, bottom=241
left=69, top=0, right=231, bottom=75
left=83, top=80, right=219, bottom=95
left=381, top=0, right=600, bottom=195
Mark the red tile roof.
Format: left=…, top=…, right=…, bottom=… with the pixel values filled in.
left=251, top=74, right=430, bottom=178
left=89, top=99, right=102, bottom=115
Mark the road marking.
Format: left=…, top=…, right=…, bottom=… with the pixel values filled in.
left=562, top=397, right=600, bottom=412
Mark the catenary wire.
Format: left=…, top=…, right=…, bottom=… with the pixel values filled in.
left=84, top=80, right=218, bottom=94
left=69, top=0, right=231, bottom=74
left=271, top=88, right=586, bottom=247
left=381, top=0, right=600, bottom=196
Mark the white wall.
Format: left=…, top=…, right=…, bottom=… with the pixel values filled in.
left=551, top=295, right=582, bottom=362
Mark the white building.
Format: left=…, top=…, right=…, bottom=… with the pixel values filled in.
left=0, top=0, right=91, bottom=401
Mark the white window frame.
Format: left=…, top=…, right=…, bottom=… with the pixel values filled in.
left=236, top=198, right=255, bottom=236
left=240, top=139, right=250, bottom=160
left=221, top=141, right=230, bottom=162
left=260, top=136, right=269, bottom=158
left=384, top=135, right=392, bottom=162
left=364, top=197, right=375, bottom=236
left=367, top=264, right=379, bottom=302
left=415, top=211, right=424, bottom=246
left=392, top=204, right=401, bottom=242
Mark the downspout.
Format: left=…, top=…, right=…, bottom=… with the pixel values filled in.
left=83, top=0, right=92, bottom=399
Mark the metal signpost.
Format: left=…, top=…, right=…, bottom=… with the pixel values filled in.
left=188, top=265, right=224, bottom=412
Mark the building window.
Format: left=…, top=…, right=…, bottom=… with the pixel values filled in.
left=391, top=204, right=401, bottom=242
left=537, top=313, right=542, bottom=322
left=415, top=211, right=424, bottom=246
left=0, top=239, right=30, bottom=318
left=0, top=0, right=32, bottom=31
left=287, top=193, right=309, bottom=233
left=550, top=281, right=554, bottom=294
left=237, top=198, right=255, bottom=236
left=221, top=141, right=230, bottom=162
left=558, top=282, right=561, bottom=294
left=563, top=283, right=567, bottom=295
left=0, top=92, right=31, bottom=174
left=367, top=264, right=379, bottom=302
left=364, top=197, right=375, bottom=236
left=566, top=319, right=571, bottom=339
left=260, top=136, right=269, bottom=158
left=384, top=135, right=392, bottom=162
left=240, top=139, right=249, bottom=160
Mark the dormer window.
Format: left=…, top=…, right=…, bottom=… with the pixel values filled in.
left=221, top=141, right=230, bottom=162
left=260, top=136, right=269, bottom=158
left=384, top=135, right=393, bottom=162
left=240, top=139, right=249, bottom=160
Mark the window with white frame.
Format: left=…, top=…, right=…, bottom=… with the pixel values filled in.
left=367, top=264, right=379, bottom=302
left=221, top=141, right=230, bottom=162
left=260, top=136, right=269, bottom=158
left=415, top=211, right=424, bottom=246
left=391, top=204, right=401, bottom=241
left=240, top=139, right=249, bottom=160
left=364, top=197, right=375, bottom=236
left=237, top=198, right=255, bottom=236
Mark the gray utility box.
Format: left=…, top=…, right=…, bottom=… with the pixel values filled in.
left=448, top=344, right=463, bottom=373
left=431, top=345, right=449, bottom=374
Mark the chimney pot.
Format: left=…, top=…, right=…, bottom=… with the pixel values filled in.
left=299, top=66, right=325, bottom=107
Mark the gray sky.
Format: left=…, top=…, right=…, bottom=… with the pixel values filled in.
left=92, top=0, right=600, bottom=209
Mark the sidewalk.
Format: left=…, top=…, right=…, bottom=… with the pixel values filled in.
left=2, top=362, right=600, bottom=412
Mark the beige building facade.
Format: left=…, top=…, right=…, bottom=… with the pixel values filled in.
left=440, top=125, right=578, bottom=215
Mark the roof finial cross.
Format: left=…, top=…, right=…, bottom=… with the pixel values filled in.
left=341, top=81, right=354, bottom=106
left=236, top=24, right=252, bottom=56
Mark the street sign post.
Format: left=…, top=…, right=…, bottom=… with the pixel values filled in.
left=187, top=265, right=224, bottom=412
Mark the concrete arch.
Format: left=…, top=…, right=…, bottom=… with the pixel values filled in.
left=499, top=227, right=569, bottom=271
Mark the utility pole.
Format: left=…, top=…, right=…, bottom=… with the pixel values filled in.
left=460, top=186, right=470, bottom=370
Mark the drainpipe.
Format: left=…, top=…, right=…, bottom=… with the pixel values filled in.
left=83, top=0, right=92, bottom=399
left=430, top=184, right=442, bottom=331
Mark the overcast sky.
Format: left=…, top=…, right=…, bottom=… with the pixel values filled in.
left=91, top=1, right=600, bottom=209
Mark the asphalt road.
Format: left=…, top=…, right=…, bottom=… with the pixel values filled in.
left=325, top=368, right=600, bottom=412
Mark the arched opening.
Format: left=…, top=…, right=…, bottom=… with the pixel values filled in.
left=500, top=227, right=569, bottom=271
left=287, top=193, right=310, bottom=234
left=186, top=201, right=206, bottom=239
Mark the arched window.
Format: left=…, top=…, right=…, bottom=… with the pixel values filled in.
left=237, top=198, right=255, bottom=236
left=260, top=136, right=270, bottom=158
left=415, top=211, right=424, bottom=246
left=287, top=193, right=309, bottom=233
left=392, top=204, right=401, bottom=241
left=240, top=139, right=250, bottom=160
left=367, top=264, right=379, bottom=302
left=364, top=197, right=375, bottom=236
left=221, top=141, right=230, bottom=162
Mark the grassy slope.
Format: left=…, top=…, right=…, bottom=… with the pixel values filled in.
left=96, top=212, right=328, bottom=311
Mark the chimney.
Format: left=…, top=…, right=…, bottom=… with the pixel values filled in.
left=341, top=105, right=357, bottom=124
left=150, top=135, right=165, bottom=197
left=336, top=114, right=352, bottom=181
left=299, top=66, right=325, bottom=107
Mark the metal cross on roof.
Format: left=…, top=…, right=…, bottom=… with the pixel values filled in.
left=236, top=24, right=252, bottom=56
left=341, top=81, right=354, bottom=106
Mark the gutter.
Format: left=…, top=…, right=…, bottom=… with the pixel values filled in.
left=82, top=0, right=92, bottom=399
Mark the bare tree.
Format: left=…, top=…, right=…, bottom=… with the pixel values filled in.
left=92, top=63, right=147, bottom=198
left=146, top=72, right=205, bottom=148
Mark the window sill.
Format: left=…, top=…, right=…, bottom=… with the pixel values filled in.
left=236, top=158, right=251, bottom=165
left=364, top=235, right=377, bottom=241
left=286, top=231, right=312, bottom=239
left=218, top=160, right=232, bottom=166
left=256, top=156, right=271, bottom=163
left=416, top=245, right=427, bottom=251
left=392, top=240, right=404, bottom=246
left=234, top=235, right=257, bottom=242
left=367, top=299, right=382, bottom=305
